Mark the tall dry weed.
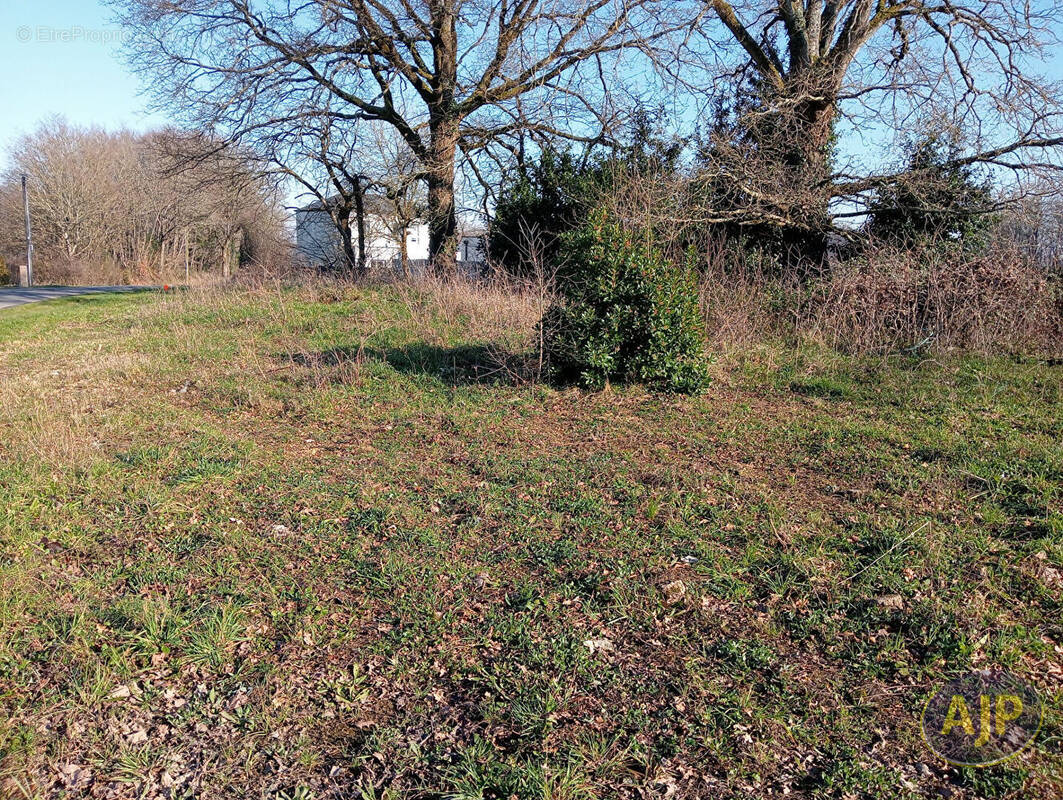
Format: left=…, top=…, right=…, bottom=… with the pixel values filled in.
left=810, top=245, right=1062, bottom=355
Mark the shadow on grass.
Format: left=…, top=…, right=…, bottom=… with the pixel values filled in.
left=375, top=342, right=537, bottom=386
left=286, top=342, right=537, bottom=386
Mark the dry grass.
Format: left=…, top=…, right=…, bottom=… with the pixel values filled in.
left=0, top=283, right=1060, bottom=799
left=383, top=271, right=554, bottom=383
left=692, top=242, right=1062, bottom=358
left=812, top=245, right=1062, bottom=355
left=4, top=251, right=1055, bottom=474
left=0, top=342, right=155, bottom=467
left=0, top=275, right=548, bottom=469
left=387, top=273, right=547, bottom=347
left=697, top=239, right=800, bottom=351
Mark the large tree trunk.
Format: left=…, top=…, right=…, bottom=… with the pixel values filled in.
left=426, top=115, right=460, bottom=274
left=749, top=82, right=838, bottom=265
left=352, top=181, right=368, bottom=277
left=791, top=96, right=837, bottom=261
left=791, top=97, right=835, bottom=219
left=399, top=226, right=411, bottom=279
left=792, top=95, right=835, bottom=181
left=335, top=207, right=358, bottom=274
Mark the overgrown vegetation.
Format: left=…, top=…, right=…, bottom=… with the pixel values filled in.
left=810, top=245, right=1061, bottom=354
left=542, top=214, right=709, bottom=392
left=2, top=0, right=1061, bottom=793
left=488, top=144, right=1062, bottom=364
left=0, top=283, right=1060, bottom=798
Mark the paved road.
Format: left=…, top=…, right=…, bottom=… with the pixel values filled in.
left=0, top=286, right=156, bottom=311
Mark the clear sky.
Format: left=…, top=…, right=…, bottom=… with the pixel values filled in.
left=2, top=0, right=1060, bottom=176
left=0, top=0, right=168, bottom=155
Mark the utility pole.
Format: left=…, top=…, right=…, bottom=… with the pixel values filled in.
left=21, top=174, right=34, bottom=287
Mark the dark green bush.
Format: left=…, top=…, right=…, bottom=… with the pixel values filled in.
left=867, top=133, right=996, bottom=251
left=489, top=115, right=687, bottom=280
left=488, top=149, right=602, bottom=279
left=541, top=213, right=710, bottom=393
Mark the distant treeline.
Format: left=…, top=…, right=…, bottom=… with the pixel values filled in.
left=0, top=118, right=288, bottom=285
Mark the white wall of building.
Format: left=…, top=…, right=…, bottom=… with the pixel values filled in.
left=457, top=235, right=486, bottom=263
left=295, top=207, right=430, bottom=269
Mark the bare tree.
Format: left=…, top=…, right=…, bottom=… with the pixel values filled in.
left=113, top=0, right=685, bottom=272
left=365, top=124, right=428, bottom=276
left=256, top=106, right=376, bottom=275
left=0, top=118, right=284, bottom=284
left=244, top=109, right=427, bottom=277
left=680, top=0, right=1063, bottom=237
left=999, top=178, right=1063, bottom=275
left=2, top=118, right=129, bottom=266
left=207, top=95, right=429, bottom=277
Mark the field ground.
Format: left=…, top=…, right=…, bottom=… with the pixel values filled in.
left=0, top=284, right=1060, bottom=799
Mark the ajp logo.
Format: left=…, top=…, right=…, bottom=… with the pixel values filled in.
left=921, top=670, right=1043, bottom=767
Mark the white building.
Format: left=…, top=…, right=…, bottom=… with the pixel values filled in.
left=458, top=232, right=487, bottom=265
left=295, top=197, right=487, bottom=273
left=295, top=196, right=430, bottom=271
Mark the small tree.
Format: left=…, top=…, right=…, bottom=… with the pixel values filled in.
left=490, top=113, right=688, bottom=278
left=542, top=212, right=709, bottom=393
left=367, top=124, right=428, bottom=277
left=867, top=134, right=997, bottom=250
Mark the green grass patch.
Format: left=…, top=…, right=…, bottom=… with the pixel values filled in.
left=0, top=284, right=1060, bottom=798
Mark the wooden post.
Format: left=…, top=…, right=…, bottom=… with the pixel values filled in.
left=21, top=174, right=34, bottom=287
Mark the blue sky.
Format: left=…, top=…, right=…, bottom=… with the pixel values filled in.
left=1, top=0, right=167, bottom=153
left=2, top=0, right=1060, bottom=176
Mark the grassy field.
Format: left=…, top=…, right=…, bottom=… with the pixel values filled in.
left=0, top=283, right=1060, bottom=799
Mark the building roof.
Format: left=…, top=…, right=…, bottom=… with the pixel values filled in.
left=298, top=193, right=396, bottom=217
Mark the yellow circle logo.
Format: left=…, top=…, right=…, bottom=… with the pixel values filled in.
left=921, top=670, right=1043, bottom=767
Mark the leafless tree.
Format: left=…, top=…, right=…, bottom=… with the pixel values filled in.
left=679, top=0, right=1063, bottom=237
left=999, top=178, right=1063, bottom=275
left=0, top=118, right=284, bottom=284
left=0, top=118, right=128, bottom=266
left=112, top=0, right=686, bottom=272
left=250, top=111, right=428, bottom=277
left=366, top=124, right=428, bottom=277
left=249, top=104, right=377, bottom=275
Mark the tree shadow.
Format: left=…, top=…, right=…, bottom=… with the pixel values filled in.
left=369, top=342, right=533, bottom=386
left=283, top=342, right=535, bottom=386
left=286, top=348, right=362, bottom=369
